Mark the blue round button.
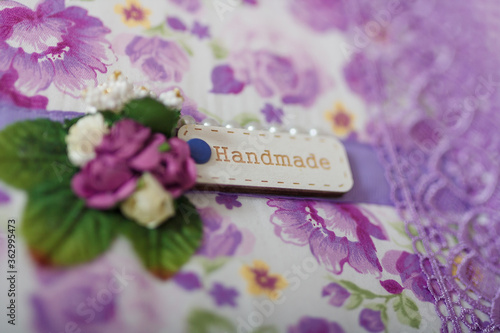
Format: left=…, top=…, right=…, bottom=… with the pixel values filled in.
left=187, top=138, right=212, bottom=164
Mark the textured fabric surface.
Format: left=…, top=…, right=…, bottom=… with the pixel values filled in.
left=0, top=0, right=497, bottom=332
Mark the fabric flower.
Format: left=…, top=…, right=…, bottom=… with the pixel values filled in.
left=322, top=283, right=350, bottom=307
left=71, top=155, right=138, bottom=209
left=158, top=88, right=184, bottom=109
left=289, top=0, right=348, bottom=33
left=120, top=173, right=176, bottom=229
left=114, top=0, right=151, bottom=28
left=359, top=309, right=385, bottom=332
left=240, top=260, right=288, bottom=300
left=96, top=119, right=152, bottom=160
left=288, top=316, right=345, bottom=333
left=215, top=194, right=242, bottom=210
left=324, top=103, right=355, bottom=137
left=66, top=113, right=109, bottom=166
left=82, top=72, right=135, bottom=113
left=152, top=138, right=196, bottom=198
left=125, top=36, right=189, bottom=83
left=268, top=200, right=387, bottom=275
left=209, top=283, right=238, bottom=307
left=0, top=0, right=113, bottom=97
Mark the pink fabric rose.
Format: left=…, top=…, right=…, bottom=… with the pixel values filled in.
left=95, top=119, right=152, bottom=159
left=152, top=138, right=196, bottom=198
left=71, top=155, right=138, bottom=209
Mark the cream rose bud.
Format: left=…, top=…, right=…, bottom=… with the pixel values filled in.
left=120, top=173, right=176, bottom=229
left=66, top=113, right=109, bottom=166
left=158, top=88, right=184, bottom=109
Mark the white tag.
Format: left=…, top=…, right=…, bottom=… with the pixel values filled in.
left=178, top=124, right=353, bottom=197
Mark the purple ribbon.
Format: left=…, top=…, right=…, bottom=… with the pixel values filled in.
left=0, top=104, right=393, bottom=206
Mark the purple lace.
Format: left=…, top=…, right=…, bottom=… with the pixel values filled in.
left=342, top=1, right=500, bottom=331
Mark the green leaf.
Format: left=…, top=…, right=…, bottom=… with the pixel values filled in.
left=0, top=119, right=77, bottom=190
left=344, top=294, right=364, bottom=310
left=187, top=309, right=236, bottom=333
left=233, top=113, right=260, bottom=127
left=100, top=111, right=125, bottom=126
left=393, top=294, right=421, bottom=329
left=198, top=256, right=230, bottom=275
left=209, top=40, right=228, bottom=59
left=122, top=97, right=180, bottom=137
left=63, top=116, right=84, bottom=129
left=22, top=180, right=120, bottom=266
left=337, top=280, right=377, bottom=299
left=252, top=326, right=279, bottom=333
left=121, top=197, right=203, bottom=279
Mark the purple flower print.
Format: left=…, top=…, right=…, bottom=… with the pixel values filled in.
left=210, top=65, right=245, bottom=94
left=213, top=49, right=329, bottom=107
left=268, top=200, right=387, bottom=275
left=166, top=16, right=187, bottom=31
left=344, top=53, right=385, bottom=104
left=215, top=194, right=242, bottom=210
left=0, top=70, right=48, bottom=108
left=125, top=36, right=189, bottom=83
left=191, top=21, right=210, bottom=40
left=169, top=0, right=200, bottom=13
left=322, top=283, right=350, bottom=307
left=0, top=188, right=9, bottom=204
left=288, top=316, right=345, bottom=333
left=379, top=279, right=403, bottom=294
left=173, top=271, right=202, bottom=291
left=381, top=250, right=434, bottom=303
left=30, top=257, right=165, bottom=333
left=261, top=103, right=284, bottom=124
left=289, top=0, right=348, bottom=32
left=0, top=0, right=113, bottom=97
left=209, top=283, right=238, bottom=307
left=359, top=309, right=385, bottom=332
left=197, top=207, right=254, bottom=258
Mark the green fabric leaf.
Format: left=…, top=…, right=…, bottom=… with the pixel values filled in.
left=0, top=119, right=76, bottom=190
left=121, top=197, right=203, bottom=279
left=393, top=294, right=421, bottom=329
left=22, top=180, right=120, bottom=266
left=122, top=97, right=180, bottom=137
left=100, top=111, right=125, bottom=126
left=187, top=309, right=236, bottom=333
left=344, top=293, right=364, bottom=310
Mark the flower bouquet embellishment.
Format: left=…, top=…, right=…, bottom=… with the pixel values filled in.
left=0, top=76, right=202, bottom=279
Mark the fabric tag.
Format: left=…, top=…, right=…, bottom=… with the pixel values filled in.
left=177, top=124, right=354, bottom=197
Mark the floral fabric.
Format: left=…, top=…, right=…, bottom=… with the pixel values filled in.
left=1, top=0, right=492, bottom=332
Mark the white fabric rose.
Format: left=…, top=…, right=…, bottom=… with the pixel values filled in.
left=120, top=173, right=176, bottom=229
left=65, top=113, right=109, bottom=166
left=158, top=88, right=184, bottom=109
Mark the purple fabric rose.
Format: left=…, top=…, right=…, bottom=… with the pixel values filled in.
left=359, top=309, right=385, bottom=332
left=0, top=0, right=113, bottom=97
left=71, top=155, right=138, bottom=209
left=152, top=138, right=196, bottom=198
left=322, top=282, right=350, bottom=307
left=96, top=119, right=152, bottom=160
left=125, top=36, right=189, bottom=83
left=288, top=316, right=345, bottom=333
left=268, top=200, right=387, bottom=275
left=289, top=0, right=348, bottom=32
